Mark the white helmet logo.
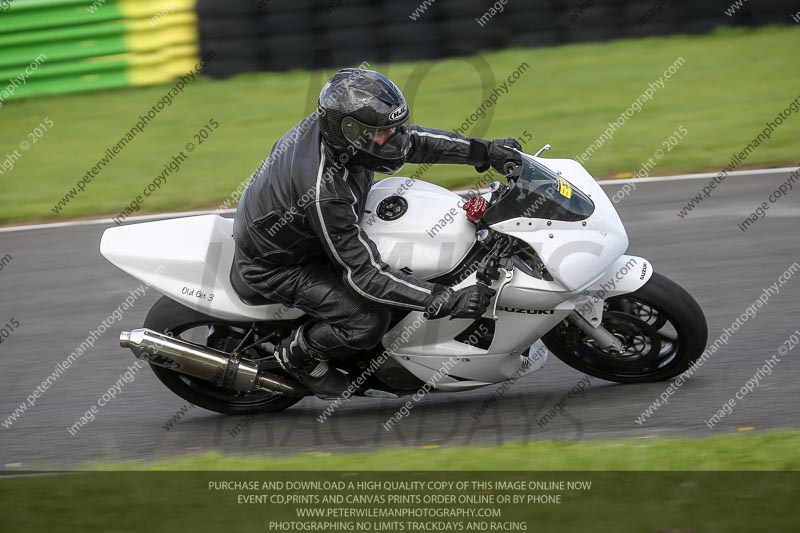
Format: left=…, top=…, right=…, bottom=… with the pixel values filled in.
left=389, top=105, right=407, bottom=121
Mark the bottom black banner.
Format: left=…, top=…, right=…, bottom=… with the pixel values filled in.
left=1, top=471, right=796, bottom=532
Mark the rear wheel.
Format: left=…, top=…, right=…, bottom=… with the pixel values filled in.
left=543, top=272, right=708, bottom=383
left=143, top=296, right=304, bottom=415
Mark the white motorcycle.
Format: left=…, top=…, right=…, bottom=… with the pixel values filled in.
left=101, top=151, right=708, bottom=414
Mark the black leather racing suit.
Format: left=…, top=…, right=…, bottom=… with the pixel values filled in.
left=233, top=114, right=479, bottom=361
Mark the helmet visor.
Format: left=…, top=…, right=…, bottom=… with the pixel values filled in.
left=341, top=117, right=411, bottom=160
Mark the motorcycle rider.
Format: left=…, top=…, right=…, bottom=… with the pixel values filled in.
left=233, top=68, right=522, bottom=397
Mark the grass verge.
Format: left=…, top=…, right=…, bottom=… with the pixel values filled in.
left=95, top=430, right=800, bottom=471
left=1, top=432, right=798, bottom=532
left=0, top=26, right=798, bottom=224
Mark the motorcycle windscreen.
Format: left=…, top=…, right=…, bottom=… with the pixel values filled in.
left=483, top=154, right=595, bottom=224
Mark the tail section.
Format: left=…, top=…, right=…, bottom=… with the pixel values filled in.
left=100, top=215, right=301, bottom=322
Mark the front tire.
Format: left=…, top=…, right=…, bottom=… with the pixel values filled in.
left=543, top=272, right=708, bottom=383
left=143, top=296, right=303, bottom=415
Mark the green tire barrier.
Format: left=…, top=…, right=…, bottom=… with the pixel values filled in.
left=0, top=0, right=199, bottom=101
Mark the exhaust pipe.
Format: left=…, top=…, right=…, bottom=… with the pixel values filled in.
left=120, top=329, right=308, bottom=397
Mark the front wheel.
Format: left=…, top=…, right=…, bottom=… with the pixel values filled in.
left=143, top=296, right=304, bottom=415
left=542, top=272, right=708, bottom=383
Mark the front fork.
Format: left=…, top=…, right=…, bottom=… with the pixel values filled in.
left=567, top=311, right=624, bottom=353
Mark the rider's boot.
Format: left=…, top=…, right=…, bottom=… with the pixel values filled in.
left=274, top=325, right=350, bottom=399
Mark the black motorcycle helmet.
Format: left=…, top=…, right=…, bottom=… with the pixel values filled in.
left=318, top=68, right=411, bottom=174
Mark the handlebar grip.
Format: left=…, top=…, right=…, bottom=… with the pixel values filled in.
left=503, top=161, right=521, bottom=178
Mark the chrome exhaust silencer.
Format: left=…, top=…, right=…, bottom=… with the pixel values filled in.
left=120, top=328, right=307, bottom=397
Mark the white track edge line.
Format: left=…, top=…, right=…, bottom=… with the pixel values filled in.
left=1, top=166, right=796, bottom=234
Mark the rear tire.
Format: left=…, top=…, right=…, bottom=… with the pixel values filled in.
left=543, top=272, right=708, bottom=383
left=143, top=296, right=303, bottom=415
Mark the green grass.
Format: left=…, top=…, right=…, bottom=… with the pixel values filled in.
left=2, top=432, right=798, bottom=532
left=96, top=430, right=800, bottom=471
left=1, top=26, right=799, bottom=224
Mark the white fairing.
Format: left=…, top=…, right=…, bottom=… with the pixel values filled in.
left=490, top=157, right=629, bottom=292
left=101, top=154, right=653, bottom=394
left=362, top=178, right=476, bottom=279
left=100, top=215, right=302, bottom=321
left=377, top=157, right=646, bottom=389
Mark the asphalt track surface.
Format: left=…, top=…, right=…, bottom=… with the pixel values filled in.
left=1, top=168, right=799, bottom=468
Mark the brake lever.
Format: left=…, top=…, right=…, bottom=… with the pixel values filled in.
left=489, top=268, right=514, bottom=321
left=533, top=143, right=551, bottom=157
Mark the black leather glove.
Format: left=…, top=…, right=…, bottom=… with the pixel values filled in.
left=424, top=284, right=496, bottom=320
left=468, top=138, right=523, bottom=174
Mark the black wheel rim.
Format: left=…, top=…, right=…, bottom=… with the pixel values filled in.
left=570, top=296, right=682, bottom=378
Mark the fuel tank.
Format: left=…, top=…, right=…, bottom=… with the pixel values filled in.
left=362, top=178, right=477, bottom=279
